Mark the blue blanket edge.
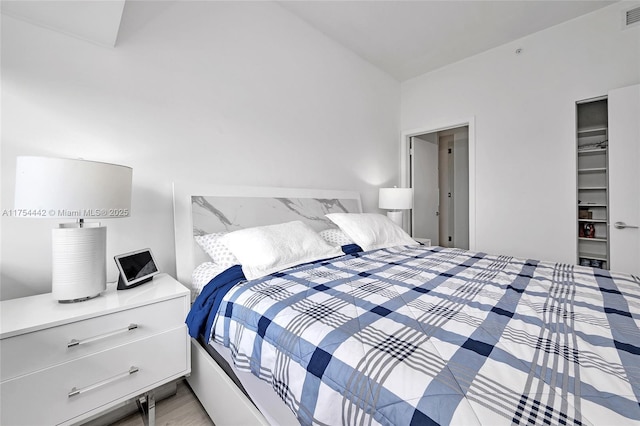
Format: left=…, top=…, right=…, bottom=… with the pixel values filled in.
left=186, top=264, right=246, bottom=338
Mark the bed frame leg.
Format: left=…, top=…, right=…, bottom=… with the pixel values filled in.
left=136, top=391, right=156, bottom=426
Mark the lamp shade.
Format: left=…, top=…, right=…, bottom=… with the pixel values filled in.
left=379, top=187, right=413, bottom=210
left=15, top=156, right=132, bottom=219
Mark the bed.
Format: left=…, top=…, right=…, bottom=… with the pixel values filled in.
left=173, top=183, right=640, bottom=426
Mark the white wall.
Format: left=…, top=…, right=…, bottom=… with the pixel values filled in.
left=0, top=1, right=400, bottom=299
left=401, top=2, right=640, bottom=264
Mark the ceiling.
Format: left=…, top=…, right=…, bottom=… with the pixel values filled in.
left=1, top=0, right=616, bottom=81
left=278, top=1, right=616, bottom=81
left=1, top=0, right=126, bottom=47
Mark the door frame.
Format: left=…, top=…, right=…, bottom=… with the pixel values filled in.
left=400, top=116, right=476, bottom=251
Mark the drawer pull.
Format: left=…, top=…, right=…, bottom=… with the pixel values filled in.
left=68, top=366, right=139, bottom=398
left=67, top=323, right=139, bottom=348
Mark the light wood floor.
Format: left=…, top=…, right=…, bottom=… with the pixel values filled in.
left=112, top=380, right=214, bottom=426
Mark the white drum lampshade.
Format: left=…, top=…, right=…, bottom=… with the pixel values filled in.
left=15, top=156, right=133, bottom=302
left=379, top=187, right=413, bottom=228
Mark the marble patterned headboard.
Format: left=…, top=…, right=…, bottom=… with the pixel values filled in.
left=173, top=183, right=362, bottom=288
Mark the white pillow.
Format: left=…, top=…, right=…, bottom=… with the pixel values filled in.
left=325, top=213, right=419, bottom=251
left=318, top=228, right=354, bottom=247
left=194, top=232, right=239, bottom=269
left=221, top=221, right=343, bottom=280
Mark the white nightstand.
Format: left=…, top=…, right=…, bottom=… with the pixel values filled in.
left=414, top=238, right=432, bottom=246
left=0, top=273, right=191, bottom=426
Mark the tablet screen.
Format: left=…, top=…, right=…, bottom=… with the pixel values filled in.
left=117, top=250, right=158, bottom=282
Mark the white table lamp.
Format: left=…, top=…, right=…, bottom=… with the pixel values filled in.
left=379, top=187, right=413, bottom=228
left=14, top=156, right=133, bottom=302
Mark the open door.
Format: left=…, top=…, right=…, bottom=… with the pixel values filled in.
left=410, top=127, right=469, bottom=248
left=410, top=135, right=439, bottom=244
left=608, top=84, right=640, bottom=275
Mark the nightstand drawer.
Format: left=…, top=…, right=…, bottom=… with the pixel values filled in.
left=0, top=326, right=188, bottom=426
left=1, top=297, right=184, bottom=381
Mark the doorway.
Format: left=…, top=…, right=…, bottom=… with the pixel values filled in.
left=409, top=126, right=469, bottom=248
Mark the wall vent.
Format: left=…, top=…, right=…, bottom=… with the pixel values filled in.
left=625, top=6, right=640, bottom=28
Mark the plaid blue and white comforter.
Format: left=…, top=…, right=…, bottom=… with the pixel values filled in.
left=205, top=245, right=640, bottom=425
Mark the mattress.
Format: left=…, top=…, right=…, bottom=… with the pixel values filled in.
left=200, top=337, right=300, bottom=425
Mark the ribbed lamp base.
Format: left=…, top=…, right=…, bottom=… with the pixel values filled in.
left=52, top=223, right=106, bottom=303
left=386, top=211, right=403, bottom=228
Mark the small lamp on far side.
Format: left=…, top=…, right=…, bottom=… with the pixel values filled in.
left=379, top=187, right=413, bottom=228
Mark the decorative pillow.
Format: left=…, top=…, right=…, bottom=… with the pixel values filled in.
left=221, top=221, right=343, bottom=280
left=318, top=228, right=354, bottom=247
left=325, top=213, right=419, bottom=251
left=194, top=232, right=239, bottom=269
left=191, top=262, right=228, bottom=297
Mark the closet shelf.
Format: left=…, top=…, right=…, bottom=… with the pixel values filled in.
left=578, top=237, right=607, bottom=242
left=577, top=126, right=607, bottom=135
left=578, top=253, right=608, bottom=262
left=578, top=168, right=607, bottom=173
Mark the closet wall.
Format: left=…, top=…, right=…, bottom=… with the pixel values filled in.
left=401, top=3, right=639, bottom=264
